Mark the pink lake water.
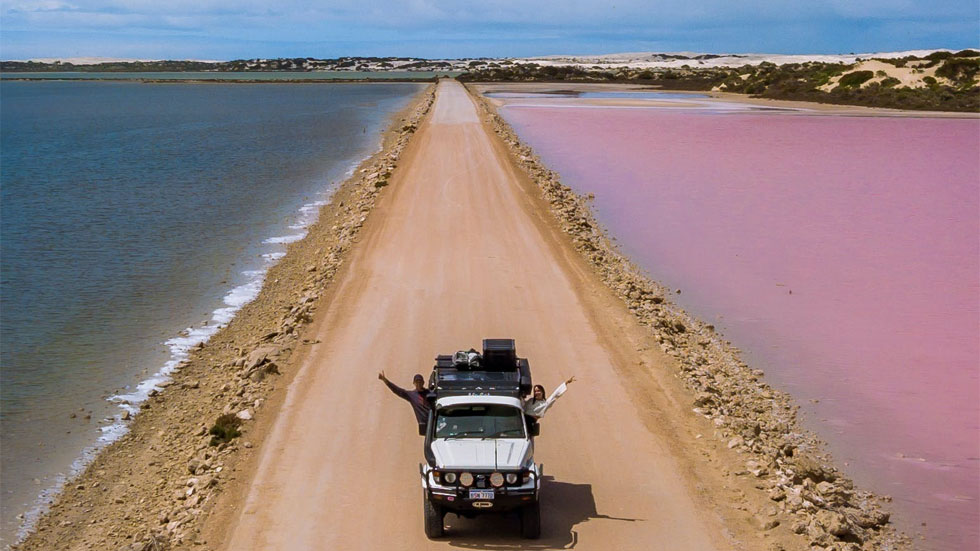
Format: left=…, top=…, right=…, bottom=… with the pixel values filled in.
left=500, top=101, right=980, bottom=550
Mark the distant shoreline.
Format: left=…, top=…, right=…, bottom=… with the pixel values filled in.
left=1, top=77, right=444, bottom=83
left=0, top=71, right=453, bottom=83
left=477, top=81, right=980, bottom=118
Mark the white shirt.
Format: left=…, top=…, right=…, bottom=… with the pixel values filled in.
left=523, top=382, right=568, bottom=418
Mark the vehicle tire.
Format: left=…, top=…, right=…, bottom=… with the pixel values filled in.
left=520, top=502, right=541, bottom=539
left=423, top=495, right=444, bottom=538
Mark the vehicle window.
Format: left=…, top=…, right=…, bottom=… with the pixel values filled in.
left=439, top=371, right=518, bottom=382
left=435, top=404, right=525, bottom=439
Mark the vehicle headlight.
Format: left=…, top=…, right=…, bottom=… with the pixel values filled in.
left=505, top=473, right=518, bottom=485
left=522, top=471, right=531, bottom=483
left=490, top=472, right=504, bottom=487
left=444, top=472, right=457, bottom=484
left=459, top=472, right=474, bottom=487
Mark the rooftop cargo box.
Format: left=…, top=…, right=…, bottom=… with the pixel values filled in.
left=428, top=339, right=531, bottom=398
left=482, top=338, right=517, bottom=371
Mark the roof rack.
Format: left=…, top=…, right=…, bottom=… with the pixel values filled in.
left=429, top=338, right=532, bottom=398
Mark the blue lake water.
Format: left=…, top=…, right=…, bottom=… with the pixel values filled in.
left=0, top=80, right=423, bottom=543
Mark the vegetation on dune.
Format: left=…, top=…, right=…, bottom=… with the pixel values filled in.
left=461, top=54, right=980, bottom=112
left=837, top=70, right=875, bottom=88
left=935, top=57, right=980, bottom=84
left=721, top=60, right=979, bottom=111
left=457, top=62, right=727, bottom=90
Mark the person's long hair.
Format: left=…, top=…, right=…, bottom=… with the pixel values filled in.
left=532, top=384, right=545, bottom=401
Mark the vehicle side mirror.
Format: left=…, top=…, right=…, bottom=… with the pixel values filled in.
left=418, top=421, right=427, bottom=436
left=529, top=422, right=540, bottom=437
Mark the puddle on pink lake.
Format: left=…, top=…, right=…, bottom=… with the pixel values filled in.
left=500, top=102, right=980, bottom=550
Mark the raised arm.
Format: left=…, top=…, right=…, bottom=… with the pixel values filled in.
left=529, top=377, right=576, bottom=419
left=379, top=371, right=410, bottom=401
left=545, top=376, right=575, bottom=406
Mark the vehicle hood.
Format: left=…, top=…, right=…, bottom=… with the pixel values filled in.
left=431, top=439, right=531, bottom=470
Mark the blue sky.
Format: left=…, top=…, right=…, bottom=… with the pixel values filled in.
left=1, top=0, right=978, bottom=60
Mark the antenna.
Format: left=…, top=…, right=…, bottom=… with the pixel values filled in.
left=494, top=438, right=499, bottom=471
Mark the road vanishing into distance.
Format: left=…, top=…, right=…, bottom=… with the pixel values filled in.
left=217, top=81, right=745, bottom=550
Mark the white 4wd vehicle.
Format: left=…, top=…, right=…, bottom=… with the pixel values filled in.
left=418, top=339, right=543, bottom=539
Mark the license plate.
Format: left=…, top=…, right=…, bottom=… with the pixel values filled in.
left=468, top=490, right=494, bottom=500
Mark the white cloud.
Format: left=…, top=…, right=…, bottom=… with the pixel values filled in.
left=1, top=0, right=976, bottom=57
left=5, top=0, right=78, bottom=12
left=4, top=0, right=973, bottom=28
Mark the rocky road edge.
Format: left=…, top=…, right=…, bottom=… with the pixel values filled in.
left=466, top=84, right=913, bottom=551
left=13, top=83, right=436, bottom=551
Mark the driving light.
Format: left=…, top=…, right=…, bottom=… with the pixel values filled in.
left=444, top=472, right=458, bottom=484
left=460, top=472, right=474, bottom=487
left=505, top=473, right=518, bottom=484
left=490, top=472, right=504, bottom=487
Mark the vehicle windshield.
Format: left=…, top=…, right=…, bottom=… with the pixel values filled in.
left=435, top=404, right=525, bottom=439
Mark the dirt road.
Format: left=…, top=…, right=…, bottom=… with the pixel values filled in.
left=219, top=80, right=742, bottom=550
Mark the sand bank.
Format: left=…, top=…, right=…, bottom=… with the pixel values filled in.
left=477, top=81, right=980, bottom=118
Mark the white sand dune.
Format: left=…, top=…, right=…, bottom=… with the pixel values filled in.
left=517, top=49, right=956, bottom=69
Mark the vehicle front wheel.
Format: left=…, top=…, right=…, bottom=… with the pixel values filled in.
left=520, top=501, right=541, bottom=539
left=423, top=495, right=444, bottom=538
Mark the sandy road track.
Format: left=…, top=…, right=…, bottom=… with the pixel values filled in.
left=218, top=80, right=742, bottom=550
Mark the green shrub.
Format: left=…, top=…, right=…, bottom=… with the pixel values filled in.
left=876, top=58, right=909, bottom=68
left=935, top=57, right=980, bottom=83
left=954, top=49, right=980, bottom=58
left=923, top=76, right=937, bottom=85
left=209, top=413, right=242, bottom=446
left=880, top=77, right=901, bottom=87
left=922, top=51, right=955, bottom=68
left=838, top=70, right=874, bottom=87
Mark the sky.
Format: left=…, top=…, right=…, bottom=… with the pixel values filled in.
left=1, top=0, right=978, bottom=60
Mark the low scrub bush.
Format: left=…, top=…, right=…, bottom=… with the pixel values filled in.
left=209, top=413, right=242, bottom=446
left=838, top=71, right=874, bottom=88
left=935, top=57, right=980, bottom=84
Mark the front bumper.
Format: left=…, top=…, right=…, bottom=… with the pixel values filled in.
left=421, top=465, right=541, bottom=513
left=427, top=486, right=537, bottom=513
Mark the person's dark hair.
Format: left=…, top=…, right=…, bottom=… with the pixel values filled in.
left=413, top=374, right=425, bottom=383
left=532, top=384, right=545, bottom=397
